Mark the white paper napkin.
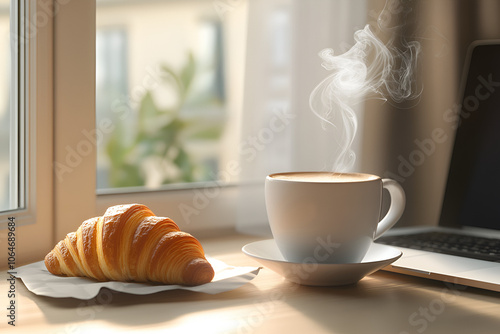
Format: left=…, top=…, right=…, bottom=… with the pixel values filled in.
left=13, top=257, right=260, bottom=299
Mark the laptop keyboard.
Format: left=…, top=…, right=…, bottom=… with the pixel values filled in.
left=376, top=231, right=500, bottom=263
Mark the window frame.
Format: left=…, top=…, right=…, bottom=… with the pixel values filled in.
left=0, top=0, right=54, bottom=267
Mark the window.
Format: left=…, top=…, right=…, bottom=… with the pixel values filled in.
left=96, top=0, right=236, bottom=192
left=93, top=0, right=248, bottom=234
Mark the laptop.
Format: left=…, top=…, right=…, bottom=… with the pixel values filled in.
left=376, top=40, right=500, bottom=292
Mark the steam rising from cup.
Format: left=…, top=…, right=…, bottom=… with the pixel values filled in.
left=309, top=24, right=421, bottom=172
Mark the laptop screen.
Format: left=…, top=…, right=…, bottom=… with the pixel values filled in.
left=440, top=42, right=500, bottom=231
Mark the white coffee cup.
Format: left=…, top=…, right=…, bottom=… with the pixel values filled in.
left=265, top=172, right=405, bottom=264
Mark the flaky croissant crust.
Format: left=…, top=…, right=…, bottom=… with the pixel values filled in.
left=44, top=204, right=214, bottom=286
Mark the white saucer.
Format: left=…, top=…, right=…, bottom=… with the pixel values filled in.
left=242, top=239, right=402, bottom=286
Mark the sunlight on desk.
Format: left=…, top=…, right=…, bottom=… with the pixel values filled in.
left=2, top=234, right=499, bottom=334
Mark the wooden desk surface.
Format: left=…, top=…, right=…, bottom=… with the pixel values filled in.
left=2, top=234, right=499, bottom=333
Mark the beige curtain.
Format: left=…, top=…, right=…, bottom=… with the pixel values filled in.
left=236, top=0, right=368, bottom=235
left=361, top=0, right=500, bottom=227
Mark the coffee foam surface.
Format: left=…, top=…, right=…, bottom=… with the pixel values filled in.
left=270, top=172, right=379, bottom=183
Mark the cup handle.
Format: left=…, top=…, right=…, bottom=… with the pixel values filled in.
left=373, top=178, right=406, bottom=240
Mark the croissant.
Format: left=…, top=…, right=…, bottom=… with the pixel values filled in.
left=44, top=204, right=214, bottom=286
